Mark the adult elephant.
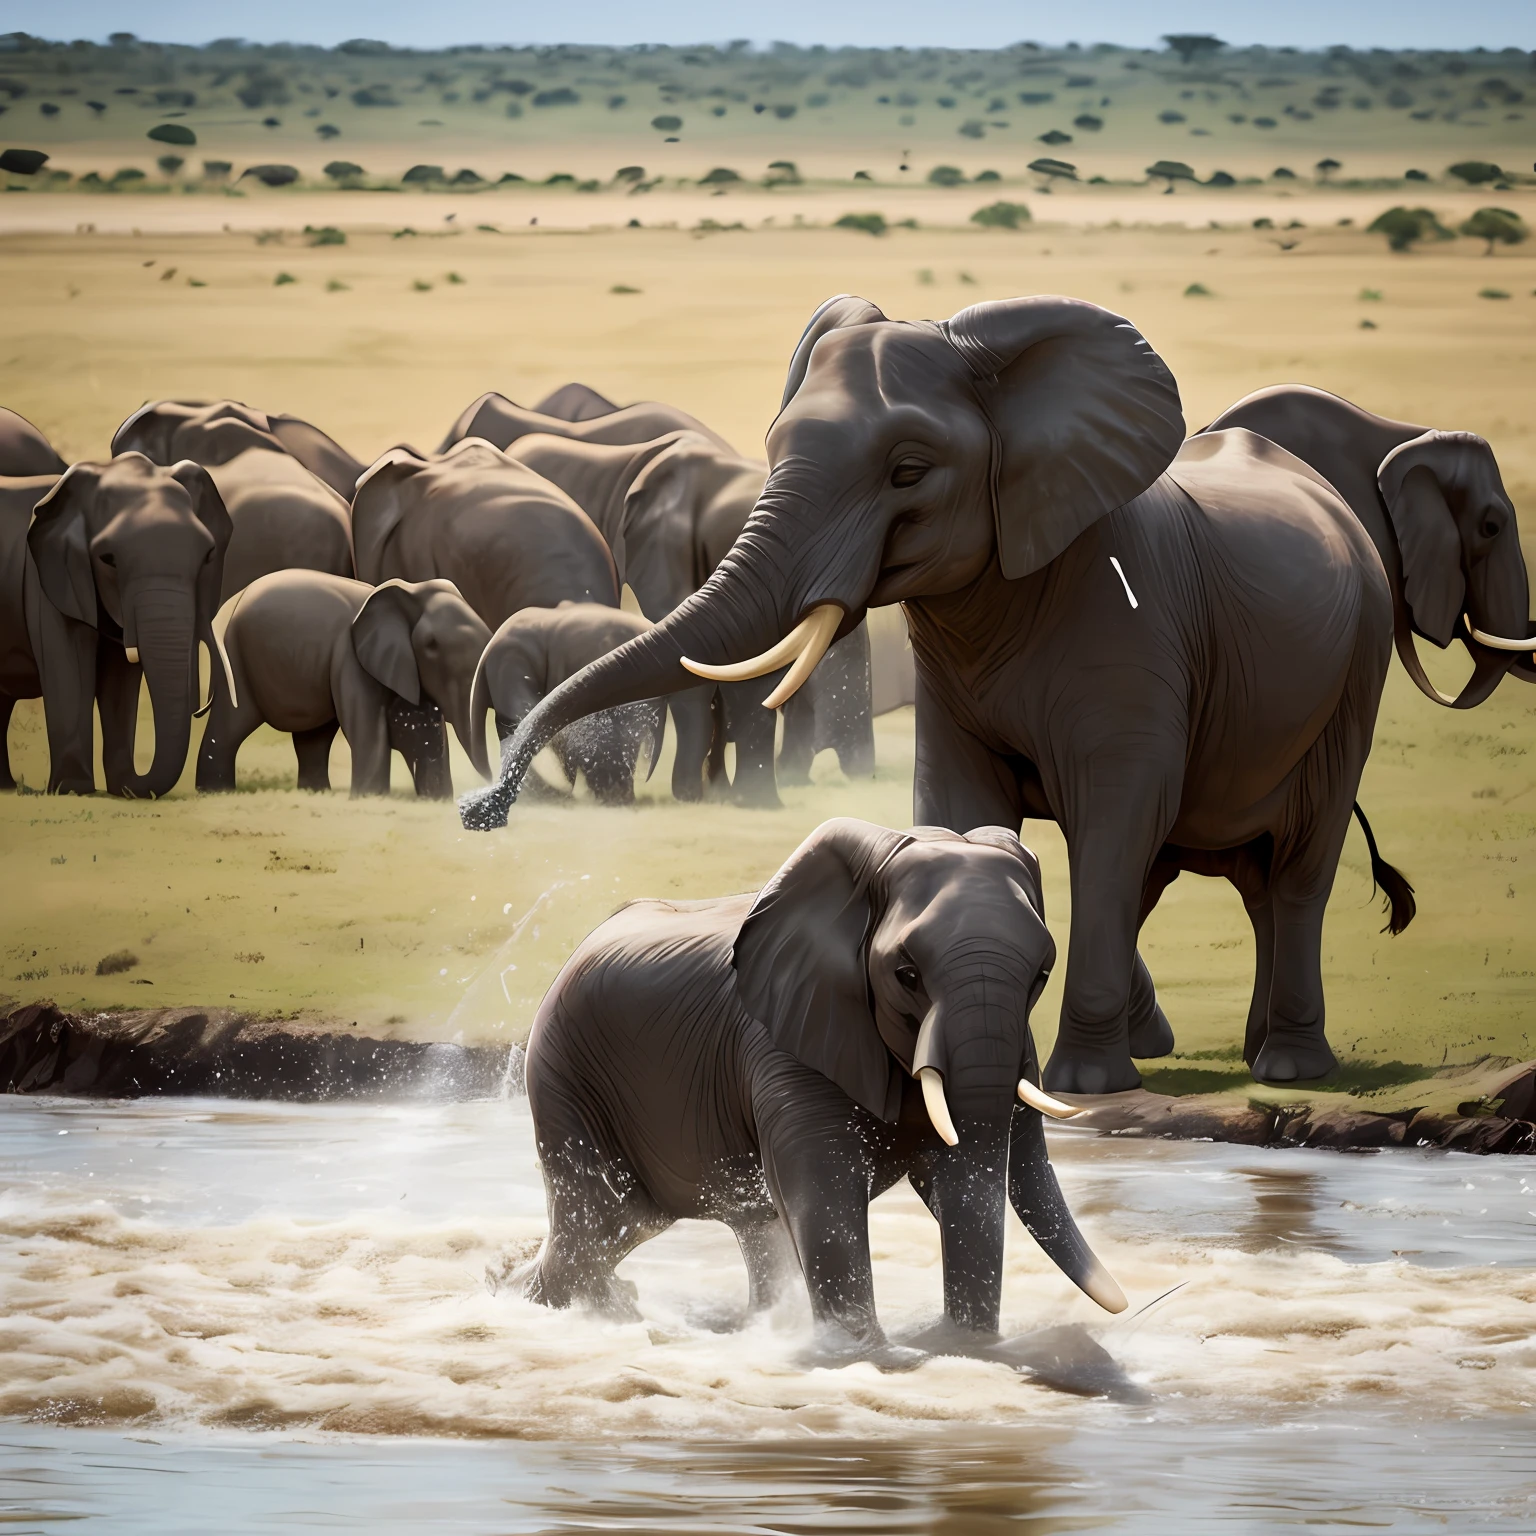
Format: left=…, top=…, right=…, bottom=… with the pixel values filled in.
left=506, top=429, right=873, bottom=803
left=464, top=294, right=1402, bottom=1094
left=350, top=440, right=618, bottom=630
left=1202, top=385, right=1534, bottom=697
left=113, top=399, right=366, bottom=500
left=533, top=382, right=622, bottom=421
left=200, top=573, right=488, bottom=797
left=0, top=407, right=67, bottom=478
left=439, top=391, right=734, bottom=456
left=0, top=455, right=229, bottom=796
left=521, top=817, right=1122, bottom=1358
left=470, top=602, right=664, bottom=804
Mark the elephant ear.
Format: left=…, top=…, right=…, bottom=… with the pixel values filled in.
left=352, top=579, right=423, bottom=703
left=27, top=462, right=102, bottom=625
left=962, top=825, right=1045, bottom=919
left=169, top=459, right=233, bottom=627
left=1377, top=431, right=1481, bottom=647
left=734, top=817, right=913, bottom=1119
left=351, top=448, right=427, bottom=584
left=780, top=294, right=888, bottom=411
left=268, top=414, right=367, bottom=499
left=111, top=400, right=191, bottom=462
left=939, top=297, right=1185, bottom=580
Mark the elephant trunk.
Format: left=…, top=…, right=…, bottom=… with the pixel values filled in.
left=459, top=485, right=826, bottom=830
left=122, top=582, right=196, bottom=799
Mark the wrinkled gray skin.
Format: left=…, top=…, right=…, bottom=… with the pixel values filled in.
left=470, top=602, right=664, bottom=805
left=465, top=294, right=1403, bottom=1093
left=0, top=455, right=229, bottom=797
left=523, top=817, right=1116, bottom=1364
left=350, top=440, right=618, bottom=629
left=113, top=398, right=366, bottom=500
left=505, top=429, right=873, bottom=804
left=533, top=382, right=622, bottom=421
left=1202, top=384, right=1535, bottom=699
left=0, top=407, right=67, bottom=478
left=439, top=390, right=734, bottom=456
left=198, top=572, right=489, bottom=796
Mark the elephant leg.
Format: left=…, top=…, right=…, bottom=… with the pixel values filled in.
left=334, top=662, right=392, bottom=796
left=815, top=623, right=876, bottom=779
left=0, top=695, right=14, bottom=790
left=389, top=699, right=451, bottom=799
left=721, top=678, right=780, bottom=809
left=292, top=722, right=338, bottom=792
left=1251, top=884, right=1339, bottom=1085
left=706, top=690, right=729, bottom=788
left=730, top=1217, right=798, bottom=1314
left=38, top=611, right=99, bottom=795
left=195, top=663, right=262, bottom=793
left=95, top=637, right=141, bottom=796
left=777, top=691, right=816, bottom=786
left=1242, top=895, right=1277, bottom=1067
left=911, top=671, right=1024, bottom=832
left=668, top=685, right=713, bottom=802
left=1127, top=952, right=1175, bottom=1059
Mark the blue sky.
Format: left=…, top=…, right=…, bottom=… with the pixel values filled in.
left=6, top=0, right=1534, bottom=51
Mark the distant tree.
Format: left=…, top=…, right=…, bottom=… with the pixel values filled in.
left=156, top=154, right=184, bottom=177
left=927, top=164, right=966, bottom=186
left=699, top=167, right=741, bottom=183
left=765, top=161, right=802, bottom=185
left=614, top=166, right=645, bottom=183
left=1037, top=128, right=1072, bottom=145
left=148, top=122, right=196, bottom=146
left=1073, top=114, right=1103, bottom=131
left=0, top=148, right=47, bottom=175
left=202, top=160, right=233, bottom=181
left=1459, top=207, right=1527, bottom=256
left=650, top=115, right=682, bottom=131
left=1028, top=157, right=1077, bottom=182
left=316, top=124, right=340, bottom=139
left=1206, top=170, right=1236, bottom=187
left=240, top=164, right=300, bottom=188
left=1272, top=167, right=1297, bottom=180
left=1162, top=34, right=1226, bottom=65
left=323, top=161, right=364, bottom=183
left=1447, top=161, right=1503, bottom=186
left=402, top=164, right=445, bottom=184
left=1146, top=160, right=1196, bottom=192
left=1315, top=157, right=1342, bottom=181
left=1404, top=169, right=1429, bottom=181
left=1367, top=205, right=1453, bottom=252
left=970, top=200, right=1031, bottom=229
left=834, top=212, right=887, bottom=235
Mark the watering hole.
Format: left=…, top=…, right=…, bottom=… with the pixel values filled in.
left=1, top=1094, right=1533, bottom=1531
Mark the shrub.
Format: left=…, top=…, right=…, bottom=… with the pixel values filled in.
left=1037, top=129, right=1072, bottom=145
left=274, top=272, right=297, bottom=285
left=615, top=166, right=645, bottom=182
left=651, top=115, right=682, bottom=132
left=1029, top=157, right=1077, bottom=181
left=1359, top=287, right=1383, bottom=301
left=305, top=224, right=345, bottom=245
left=533, top=88, right=579, bottom=108
left=765, top=161, right=802, bottom=185
left=1184, top=282, right=1214, bottom=296
left=0, top=147, right=48, bottom=174
left=412, top=279, right=432, bottom=291
left=242, top=164, right=299, bottom=188
left=1447, top=161, right=1502, bottom=186
left=928, top=164, right=965, bottom=186
left=156, top=155, right=184, bottom=176
left=326, top=279, right=349, bottom=292
left=974, top=169, right=1001, bottom=182
left=1405, top=169, right=1429, bottom=181
left=1315, top=157, right=1342, bottom=181
left=203, top=160, right=232, bottom=180
left=95, top=949, right=138, bottom=975
left=148, top=122, right=196, bottom=146
left=351, top=87, right=397, bottom=108
left=699, top=167, right=741, bottom=184
left=1074, top=114, right=1103, bottom=131
left=111, top=167, right=146, bottom=185
left=1158, top=110, right=1186, bottom=124
left=959, top=120, right=986, bottom=139
left=772, top=104, right=797, bottom=119
left=402, top=164, right=445, bottom=184
left=324, top=160, right=363, bottom=182
left=316, top=124, right=340, bottom=139
left=971, top=200, right=1031, bottom=229
left=610, top=283, right=641, bottom=294
left=1478, top=287, right=1512, bottom=300
left=1253, top=216, right=1274, bottom=229
left=1206, top=170, right=1236, bottom=186
left=1459, top=207, right=1527, bottom=256
left=451, top=169, right=483, bottom=185
left=834, top=211, right=887, bottom=235
left=1367, top=205, right=1453, bottom=252
left=1147, top=160, right=1196, bottom=190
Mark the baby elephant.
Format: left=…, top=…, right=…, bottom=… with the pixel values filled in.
left=471, top=602, right=664, bottom=805
left=199, top=571, right=490, bottom=796
left=519, top=817, right=1123, bottom=1365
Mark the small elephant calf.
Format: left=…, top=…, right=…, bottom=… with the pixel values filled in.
left=198, top=571, right=489, bottom=796
left=518, top=817, right=1123, bottom=1364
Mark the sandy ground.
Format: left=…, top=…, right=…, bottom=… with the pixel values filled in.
left=0, top=216, right=1533, bottom=1096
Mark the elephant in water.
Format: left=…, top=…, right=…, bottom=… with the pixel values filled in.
left=470, top=602, right=664, bottom=804
left=464, top=294, right=1412, bottom=1092
left=350, top=440, right=618, bottom=630
left=532, top=382, right=622, bottom=421
left=518, top=816, right=1123, bottom=1363
left=0, top=407, right=66, bottom=478
left=1202, top=384, right=1534, bottom=700
left=199, top=573, right=489, bottom=796
left=0, top=456, right=229, bottom=797
left=439, top=390, right=734, bottom=456
left=113, top=398, right=366, bottom=500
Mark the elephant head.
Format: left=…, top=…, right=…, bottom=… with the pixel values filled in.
left=1376, top=431, right=1534, bottom=705
left=734, top=816, right=1123, bottom=1321
left=29, top=453, right=231, bottom=797
left=461, top=293, right=1183, bottom=828
left=351, top=578, right=491, bottom=792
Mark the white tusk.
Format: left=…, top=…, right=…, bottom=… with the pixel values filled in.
left=919, top=1067, right=960, bottom=1147
left=760, top=604, right=841, bottom=709
left=1465, top=614, right=1536, bottom=654
left=1081, top=1256, right=1128, bottom=1314
left=1017, top=1078, right=1083, bottom=1119
left=681, top=603, right=842, bottom=694
left=1109, top=556, right=1139, bottom=610
left=124, top=645, right=140, bottom=664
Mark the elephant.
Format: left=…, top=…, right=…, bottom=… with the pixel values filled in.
left=1202, top=384, right=1534, bottom=700
left=198, top=572, right=489, bottom=797
left=112, top=399, right=366, bottom=500
left=518, top=816, right=1124, bottom=1361
left=0, top=407, right=66, bottom=478
left=0, top=455, right=229, bottom=797
left=350, top=439, right=619, bottom=631
left=469, top=602, right=664, bottom=805
left=463, top=293, right=1411, bottom=1094
left=504, top=429, right=873, bottom=803
left=533, top=382, right=622, bottom=421
left=439, top=391, right=734, bottom=456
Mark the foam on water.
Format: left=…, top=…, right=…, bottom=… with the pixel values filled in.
left=2, top=1096, right=1533, bottom=1442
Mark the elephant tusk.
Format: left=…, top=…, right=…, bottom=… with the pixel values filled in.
left=1464, top=614, right=1536, bottom=655
left=1080, top=1255, right=1129, bottom=1315
left=919, top=1067, right=960, bottom=1147
left=681, top=603, right=842, bottom=709
left=124, top=645, right=140, bottom=665
left=1018, top=1078, right=1083, bottom=1119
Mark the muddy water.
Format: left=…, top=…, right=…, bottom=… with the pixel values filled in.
left=1, top=1095, right=1534, bottom=1531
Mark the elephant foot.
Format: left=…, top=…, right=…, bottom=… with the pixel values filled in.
left=776, top=765, right=812, bottom=787
left=893, top=1316, right=1000, bottom=1358
left=671, top=773, right=704, bottom=803
left=518, top=1258, right=642, bottom=1322
left=1042, top=1043, right=1141, bottom=1095
left=1251, top=1034, right=1338, bottom=1086
left=1128, top=1002, right=1175, bottom=1059
left=730, top=778, right=783, bottom=810
left=797, top=1324, right=925, bottom=1374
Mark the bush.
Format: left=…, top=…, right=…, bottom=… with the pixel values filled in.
left=203, top=160, right=232, bottom=181
left=111, top=167, right=146, bottom=185
left=773, top=104, right=797, bottom=120
left=1459, top=207, right=1527, bottom=256
left=1478, top=287, right=1512, bottom=300
left=1158, top=109, right=1186, bottom=124
left=1206, top=170, right=1236, bottom=187
left=274, top=272, right=297, bottom=285
left=0, top=147, right=48, bottom=175
left=1029, top=157, right=1077, bottom=181
left=352, top=87, right=397, bottom=108
left=242, top=164, right=299, bottom=188
left=305, top=224, right=346, bottom=245
left=699, top=167, right=741, bottom=184
left=1448, top=161, right=1502, bottom=186
left=615, top=166, right=645, bottom=182
left=402, top=164, right=445, bottom=184
left=324, top=160, right=363, bottom=182
left=611, top=283, right=641, bottom=294
left=451, top=169, right=483, bottom=185
left=156, top=155, right=183, bottom=176
left=971, top=200, right=1031, bottom=229
left=148, top=122, right=196, bottom=146
left=95, top=949, right=138, bottom=975
left=316, top=124, right=340, bottom=139
left=974, top=169, right=1001, bottom=182
left=959, top=120, right=986, bottom=139
left=928, top=164, right=965, bottom=186
left=1184, top=282, right=1214, bottom=297
left=1272, top=166, right=1296, bottom=179
left=651, top=115, right=682, bottom=132
left=1405, top=169, right=1429, bottom=181
left=1367, top=205, right=1453, bottom=252
left=1074, top=114, right=1103, bottom=131
left=765, top=161, right=802, bottom=185
left=533, top=88, right=579, bottom=108
left=1037, top=129, right=1072, bottom=145
left=1147, top=160, right=1196, bottom=190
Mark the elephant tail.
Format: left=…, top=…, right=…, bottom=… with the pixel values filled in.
left=1352, top=801, right=1415, bottom=936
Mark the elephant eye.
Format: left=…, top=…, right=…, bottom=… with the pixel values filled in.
left=98, top=552, right=115, bottom=567
left=1480, top=516, right=1501, bottom=539
left=890, top=460, right=929, bottom=489
left=895, top=963, right=921, bottom=992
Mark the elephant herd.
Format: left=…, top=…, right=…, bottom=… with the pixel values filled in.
left=0, top=386, right=892, bottom=806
